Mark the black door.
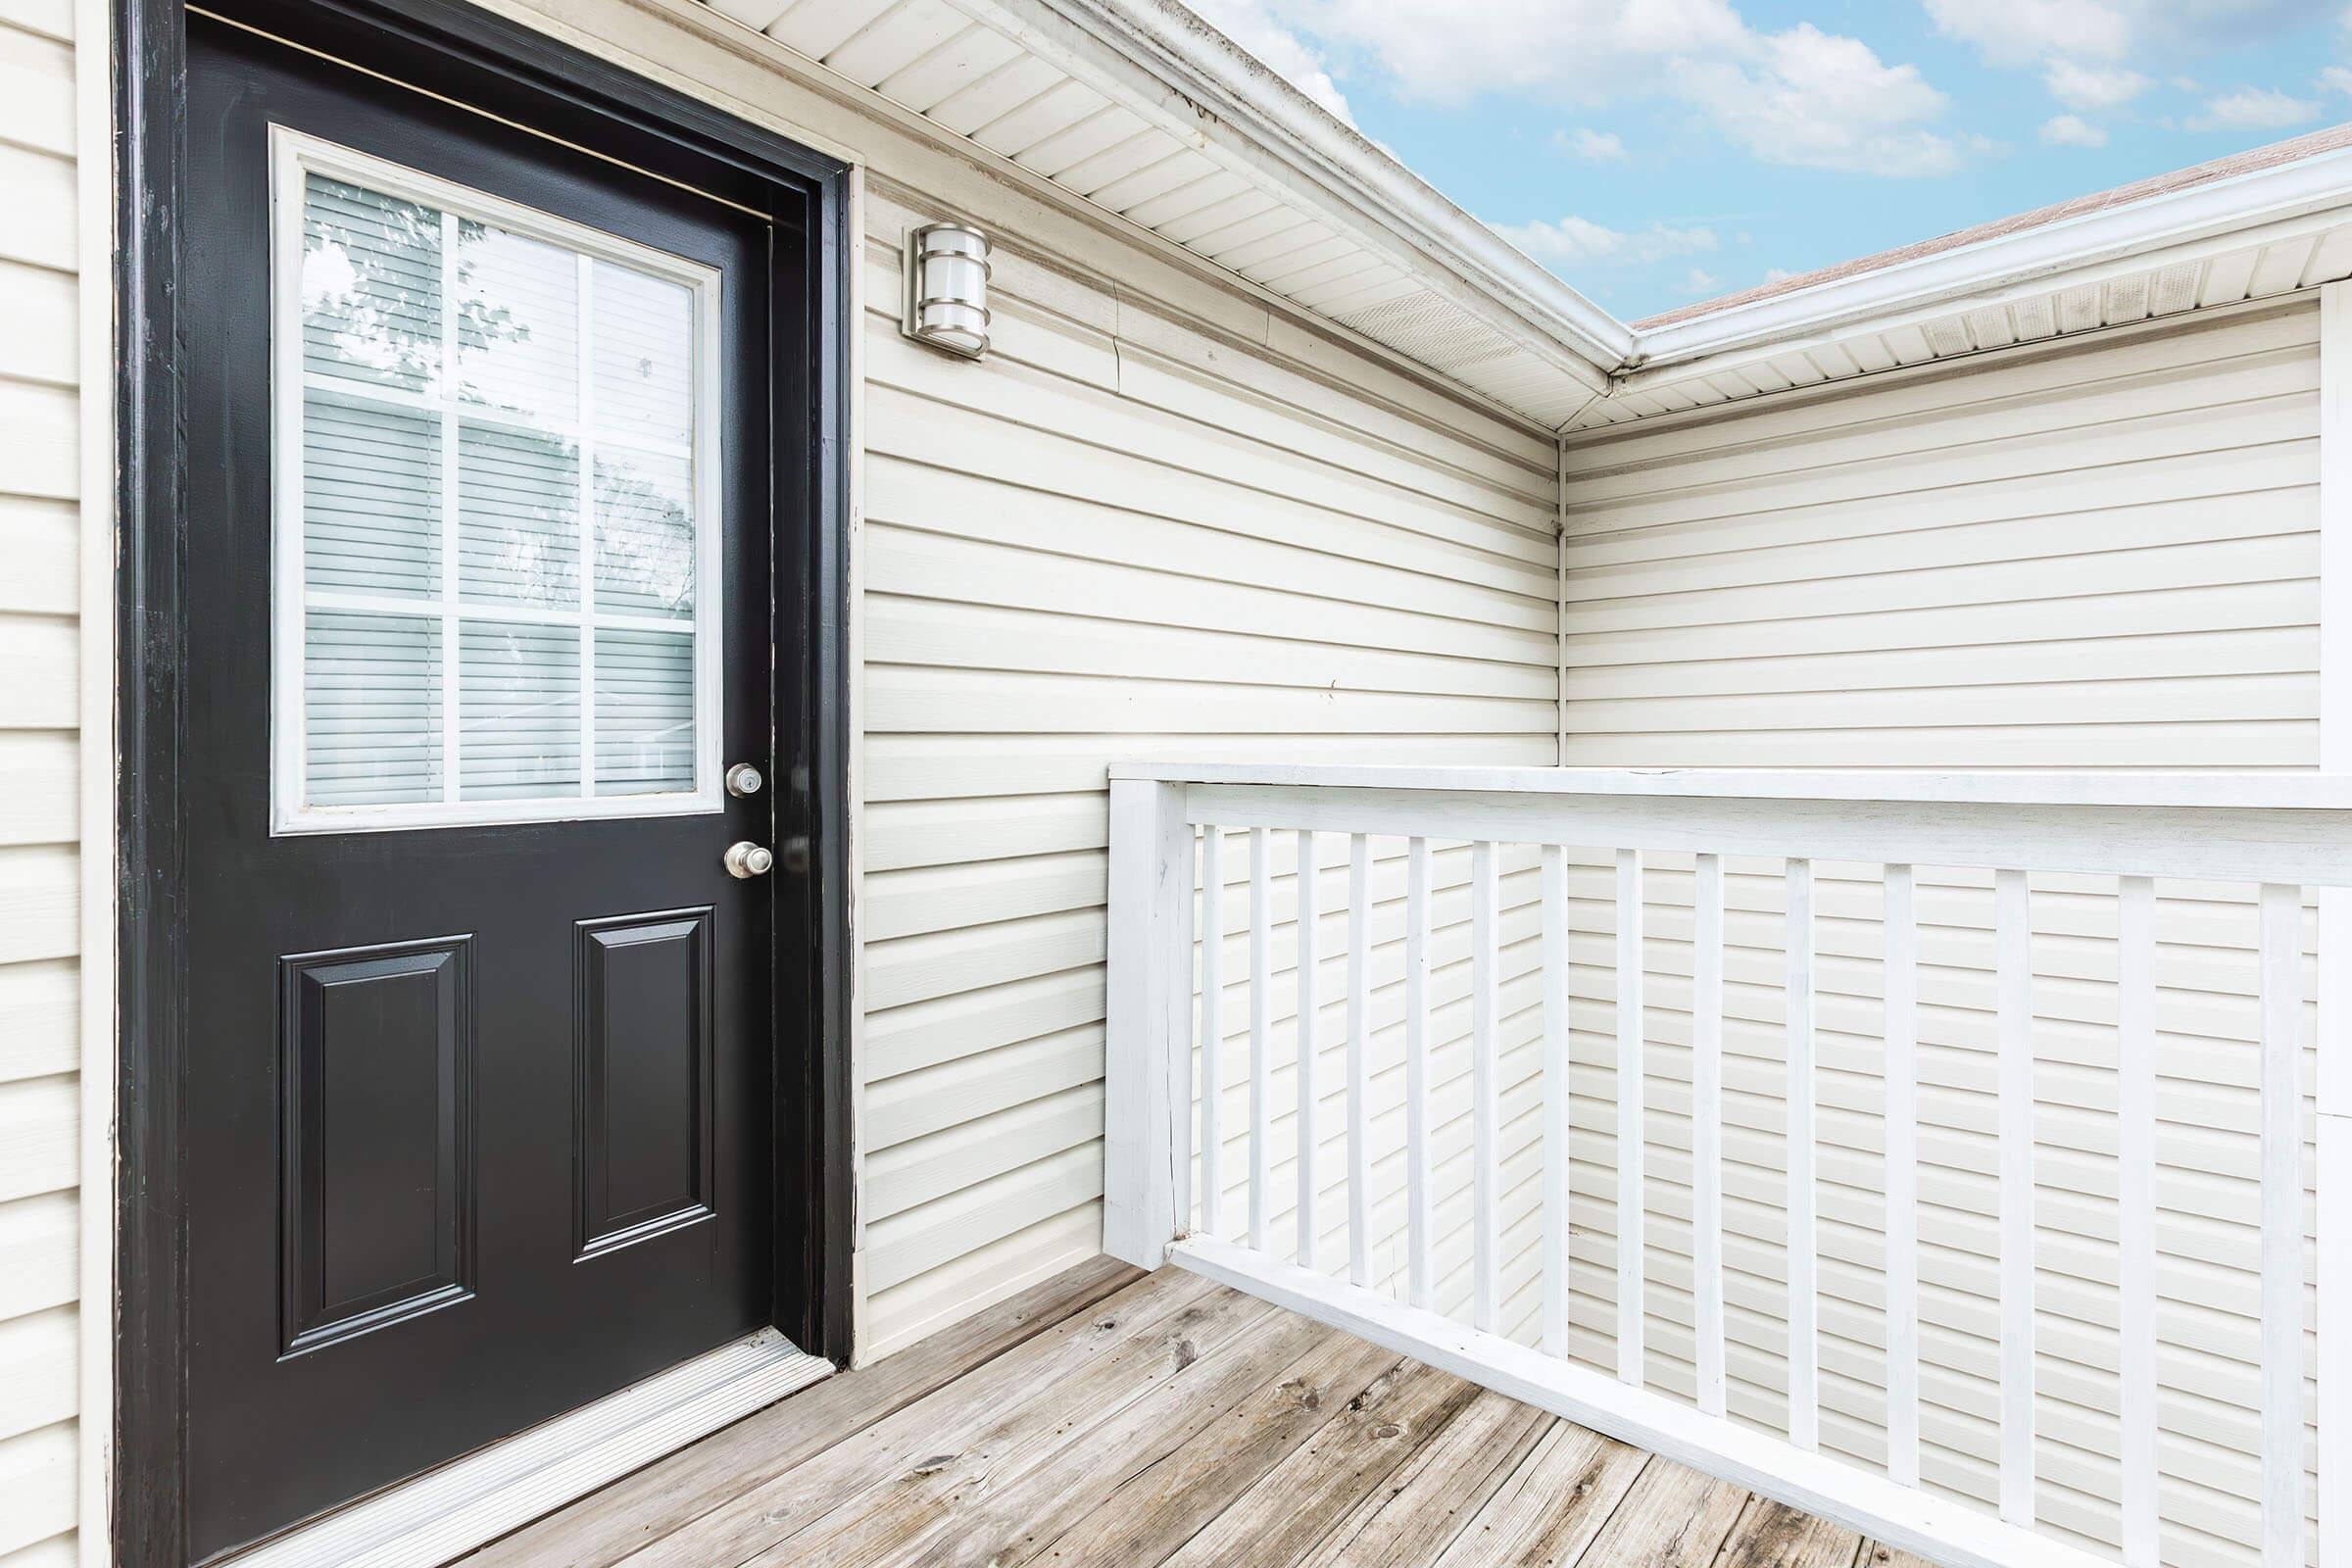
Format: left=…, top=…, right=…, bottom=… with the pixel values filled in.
left=181, top=15, right=780, bottom=1556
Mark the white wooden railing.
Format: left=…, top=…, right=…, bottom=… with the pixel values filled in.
left=1103, top=764, right=2352, bottom=1568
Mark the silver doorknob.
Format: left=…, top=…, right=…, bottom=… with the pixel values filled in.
left=723, top=841, right=775, bottom=879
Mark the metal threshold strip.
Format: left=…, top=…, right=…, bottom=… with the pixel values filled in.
left=219, top=1331, right=831, bottom=1568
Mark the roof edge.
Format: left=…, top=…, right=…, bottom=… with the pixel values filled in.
left=993, top=5, right=2352, bottom=423
left=1626, top=132, right=2352, bottom=376
left=956, top=0, right=1637, bottom=386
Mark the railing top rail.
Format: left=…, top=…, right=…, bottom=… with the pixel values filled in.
left=1107, top=763, right=2352, bottom=812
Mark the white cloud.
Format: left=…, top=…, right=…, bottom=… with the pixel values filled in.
left=1680, top=24, right=1962, bottom=175
left=1180, top=0, right=1356, bottom=124
left=1266, top=0, right=1752, bottom=105
left=1928, top=0, right=2311, bottom=65
left=2187, top=86, right=2322, bottom=130
left=1929, top=0, right=2316, bottom=122
left=1924, top=0, right=2131, bottom=65
left=1491, top=215, right=1718, bottom=266
left=2039, top=113, right=2108, bottom=145
left=1255, top=1, right=1965, bottom=176
left=1556, top=127, right=1627, bottom=161
left=2322, top=65, right=2352, bottom=96
left=1684, top=267, right=1721, bottom=293
left=1763, top=267, right=1801, bottom=281
left=2042, top=59, right=2149, bottom=109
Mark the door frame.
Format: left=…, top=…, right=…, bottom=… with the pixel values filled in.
left=112, top=1, right=856, bottom=1562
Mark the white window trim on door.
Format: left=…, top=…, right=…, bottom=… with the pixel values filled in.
left=266, top=125, right=728, bottom=835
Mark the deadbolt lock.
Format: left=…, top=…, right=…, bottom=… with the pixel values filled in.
left=725, top=762, right=764, bottom=798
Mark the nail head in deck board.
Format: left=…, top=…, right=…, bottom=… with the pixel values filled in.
left=608, top=1267, right=1223, bottom=1568
left=1159, top=1358, right=1491, bottom=1568
left=457, top=1256, right=1143, bottom=1568
left=1426, top=1421, right=1648, bottom=1568
left=1294, top=1392, right=1554, bottom=1568
left=1859, top=1543, right=1942, bottom=1568
left=907, top=1325, right=1391, bottom=1568
left=733, top=1283, right=1282, bottom=1568
left=1024, top=1335, right=1404, bottom=1567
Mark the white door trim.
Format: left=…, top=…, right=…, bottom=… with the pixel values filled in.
left=219, top=1330, right=830, bottom=1568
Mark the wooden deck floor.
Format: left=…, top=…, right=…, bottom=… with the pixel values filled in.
left=460, top=1258, right=1927, bottom=1568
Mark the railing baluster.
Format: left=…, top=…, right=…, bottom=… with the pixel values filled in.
left=1296, top=828, right=1319, bottom=1269
left=1787, top=857, right=1818, bottom=1452
left=1347, top=833, right=1371, bottom=1289
left=2258, top=882, right=2303, bottom=1568
left=1405, top=835, right=1432, bottom=1309
left=1884, top=862, right=1919, bottom=1488
left=1995, top=866, right=2034, bottom=1527
left=1694, top=852, right=1726, bottom=1417
left=1543, top=843, right=1570, bottom=1359
left=2325, top=879, right=2350, bottom=1568
left=2116, top=875, right=2156, bottom=1567
left=1200, top=827, right=1225, bottom=1239
left=1250, top=826, right=1272, bottom=1253
left=1616, top=847, right=1645, bottom=1385
left=1473, top=839, right=1499, bottom=1333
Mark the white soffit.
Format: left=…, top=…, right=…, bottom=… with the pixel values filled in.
left=699, top=0, right=1624, bottom=428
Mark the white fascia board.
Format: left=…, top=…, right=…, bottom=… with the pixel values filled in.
left=1614, top=198, right=2352, bottom=400
left=954, top=0, right=1634, bottom=389
left=1627, top=141, right=2352, bottom=376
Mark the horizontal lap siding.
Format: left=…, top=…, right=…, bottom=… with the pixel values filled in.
left=1555, top=302, right=2320, bottom=1568
left=0, top=3, right=78, bottom=1564
left=858, top=186, right=1559, bottom=1357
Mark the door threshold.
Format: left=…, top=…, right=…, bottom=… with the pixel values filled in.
left=219, top=1330, right=832, bottom=1568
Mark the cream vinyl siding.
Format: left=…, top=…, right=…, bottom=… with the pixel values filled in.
left=857, top=179, right=1560, bottom=1357
left=0, top=0, right=81, bottom=1565
left=1553, top=301, right=2321, bottom=1568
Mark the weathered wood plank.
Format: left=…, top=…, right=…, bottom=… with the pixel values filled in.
left=917, top=1326, right=1397, bottom=1568
left=1160, top=1358, right=1487, bottom=1568
left=610, top=1269, right=1225, bottom=1568
left=785, top=1298, right=1320, bottom=1568
left=461, top=1254, right=1142, bottom=1568
left=1714, top=1497, right=1865, bottom=1568
left=734, top=1285, right=1284, bottom=1568
left=1293, top=1393, right=1551, bottom=1568
left=1426, top=1421, right=1646, bottom=1568
left=508, top=1270, right=1886, bottom=1568
left=1571, top=1456, right=1747, bottom=1568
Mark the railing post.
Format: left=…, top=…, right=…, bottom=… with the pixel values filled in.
left=1105, top=778, right=1194, bottom=1270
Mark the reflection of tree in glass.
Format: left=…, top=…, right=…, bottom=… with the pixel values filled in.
left=460, top=423, right=583, bottom=608
left=595, top=456, right=696, bottom=616
left=454, top=218, right=532, bottom=405
left=300, top=180, right=538, bottom=396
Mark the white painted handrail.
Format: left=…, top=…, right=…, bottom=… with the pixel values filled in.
left=1107, top=765, right=2347, bottom=1568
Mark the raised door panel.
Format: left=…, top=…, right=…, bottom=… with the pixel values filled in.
left=574, top=908, right=714, bottom=1258
left=279, top=937, right=474, bottom=1355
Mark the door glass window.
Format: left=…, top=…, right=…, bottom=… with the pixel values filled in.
left=270, top=129, right=721, bottom=832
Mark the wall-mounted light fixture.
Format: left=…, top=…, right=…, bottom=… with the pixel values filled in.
left=902, top=222, right=991, bottom=360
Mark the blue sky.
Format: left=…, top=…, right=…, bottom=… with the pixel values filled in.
left=1188, top=0, right=2352, bottom=320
